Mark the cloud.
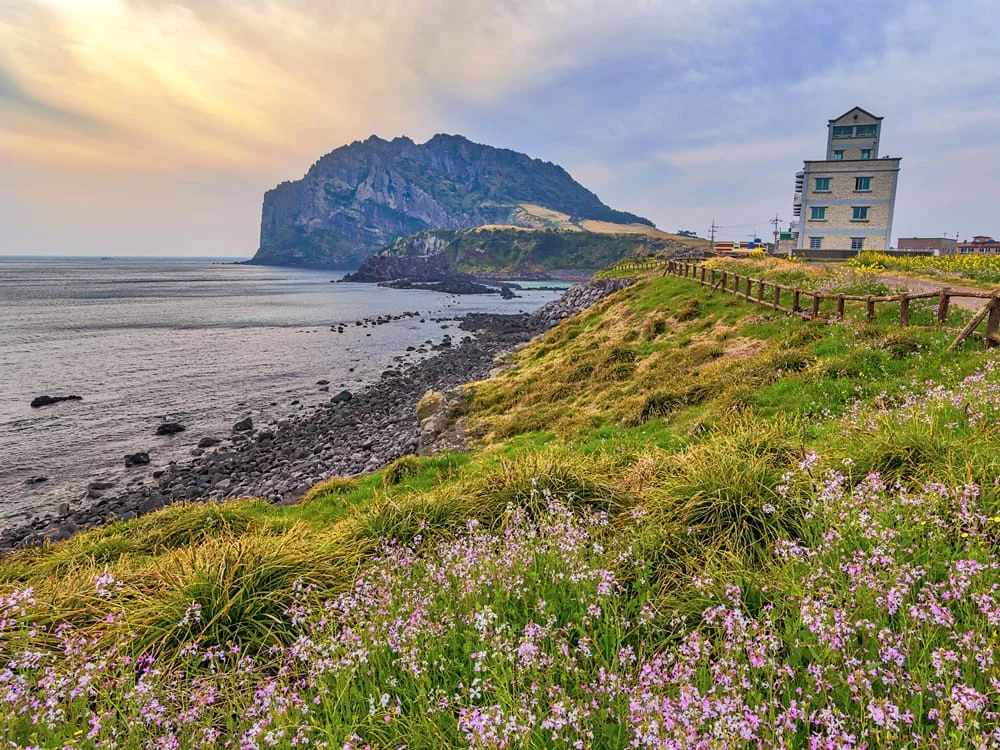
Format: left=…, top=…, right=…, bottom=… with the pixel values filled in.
left=0, top=62, right=108, bottom=133
left=0, top=0, right=772, bottom=176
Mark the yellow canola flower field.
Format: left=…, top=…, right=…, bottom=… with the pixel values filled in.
left=850, top=251, right=1000, bottom=284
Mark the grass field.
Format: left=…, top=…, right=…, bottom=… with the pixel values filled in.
left=2, top=266, right=1000, bottom=748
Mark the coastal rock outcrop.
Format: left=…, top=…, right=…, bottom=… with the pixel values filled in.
left=343, top=251, right=456, bottom=283
left=30, top=395, right=82, bottom=408
left=124, top=452, right=150, bottom=468
left=529, top=277, right=636, bottom=329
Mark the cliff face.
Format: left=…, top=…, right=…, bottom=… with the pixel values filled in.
left=250, top=134, right=653, bottom=268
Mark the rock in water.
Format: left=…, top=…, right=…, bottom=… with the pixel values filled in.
left=232, top=417, right=253, bottom=433
left=30, top=395, right=82, bottom=408
left=155, top=422, right=186, bottom=435
left=125, top=452, right=150, bottom=468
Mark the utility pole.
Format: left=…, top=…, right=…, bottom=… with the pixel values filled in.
left=709, top=220, right=717, bottom=255
left=770, top=213, right=783, bottom=257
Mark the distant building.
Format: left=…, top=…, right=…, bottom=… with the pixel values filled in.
left=713, top=239, right=766, bottom=254
left=958, top=236, right=1000, bottom=254
left=791, top=107, right=901, bottom=255
left=897, top=237, right=958, bottom=255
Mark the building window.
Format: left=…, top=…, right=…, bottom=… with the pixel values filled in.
left=855, top=176, right=871, bottom=191
left=832, top=124, right=878, bottom=138
left=814, top=177, right=831, bottom=192
left=861, top=149, right=871, bottom=160
left=852, top=206, right=869, bottom=221
left=833, top=150, right=844, bottom=161
left=809, top=236, right=823, bottom=249
left=810, top=206, right=827, bottom=221
left=851, top=237, right=865, bottom=251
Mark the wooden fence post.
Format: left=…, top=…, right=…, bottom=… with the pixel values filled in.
left=792, top=289, right=800, bottom=312
left=811, top=294, right=821, bottom=319
left=900, top=295, right=910, bottom=327
left=710, top=269, right=717, bottom=286
left=866, top=296, right=875, bottom=322
left=700, top=266, right=706, bottom=283
left=950, top=298, right=995, bottom=350
left=937, top=289, right=950, bottom=324
left=745, top=277, right=753, bottom=300
left=757, top=280, right=764, bottom=303
left=986, top=293, right=1000, bottom=346
left=773, top=285, right=780, bottom=310
left=836, top=294, right=845, bottom=321
left=722, top=271, right=728, bottom=291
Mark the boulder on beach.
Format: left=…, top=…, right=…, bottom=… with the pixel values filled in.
left=30, top=395, right=82, bottom=408
left=331, top=390, right=352, bottom=404
left=155, top=422, right=186, bottom=435
left=233, top=417, right=253, bottom=433
left=125, top=452, right=150, bottom=468
left=198, top=437, right=222, bottom=448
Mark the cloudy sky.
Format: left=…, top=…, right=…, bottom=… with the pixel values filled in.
left=1, top=0, right=998, bottom=256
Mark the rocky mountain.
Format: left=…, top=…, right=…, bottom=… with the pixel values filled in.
left=249, top=134, right=653, bottom=268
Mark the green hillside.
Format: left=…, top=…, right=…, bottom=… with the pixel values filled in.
left=381, top=226, right=704, bottom=274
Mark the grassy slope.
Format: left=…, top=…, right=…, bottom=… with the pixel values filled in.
left=3, top=259, right=1000, bottom=747
left=381, top=204, right=708, bottom=275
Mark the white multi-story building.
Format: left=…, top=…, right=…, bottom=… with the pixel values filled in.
left=791, top=107, right=901, bottom=254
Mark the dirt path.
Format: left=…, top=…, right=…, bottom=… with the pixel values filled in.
left=875, top=274, right=995, bottom=312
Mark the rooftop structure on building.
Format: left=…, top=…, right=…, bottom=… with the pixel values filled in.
left=790, top=107, right=901, bottom=257
left=958, top=236, right=1000, bottom=254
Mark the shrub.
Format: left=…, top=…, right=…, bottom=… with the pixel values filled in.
left=300, top=476, right=358, bottom=504
left=650, top=414, right=805, bottom=565
left=641, top=313, right=669, bottom=340
left=674, top=298, right=699, bottom=322
left=382, top=455, right=424, bottom=487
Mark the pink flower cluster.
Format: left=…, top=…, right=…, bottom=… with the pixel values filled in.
left=1, top=466, right=999, bottom=748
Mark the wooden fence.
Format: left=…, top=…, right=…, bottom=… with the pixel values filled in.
left=613, top=260, right=662, bottom=273
left=663, top=260, right=1000, bottom=349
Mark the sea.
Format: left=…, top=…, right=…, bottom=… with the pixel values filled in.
left=0, top=257, right=566, bottom=528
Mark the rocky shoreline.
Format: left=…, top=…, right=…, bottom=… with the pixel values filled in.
left=0, top=278, right=635, bottom=552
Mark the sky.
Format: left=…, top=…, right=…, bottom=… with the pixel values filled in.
left=1, top=0, right=998, bottom=257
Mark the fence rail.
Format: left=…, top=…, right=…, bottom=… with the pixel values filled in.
left=663, top=260, right=1000, bottom=349
left=613, top=260, right=662, bottom=272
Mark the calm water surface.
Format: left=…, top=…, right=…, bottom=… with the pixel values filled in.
left=0, top=257, right=564, bottom=527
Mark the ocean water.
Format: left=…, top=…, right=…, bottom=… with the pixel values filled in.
left=0, top=257, right=564, bottom=527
